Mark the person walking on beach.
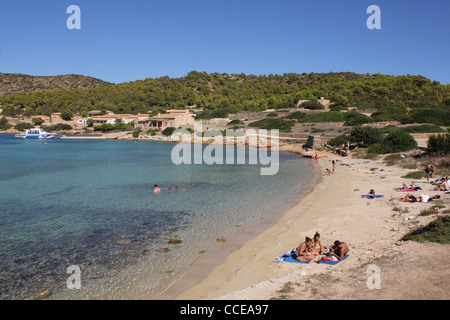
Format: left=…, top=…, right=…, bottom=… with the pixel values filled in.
left=332, top=160, right=336, bottom=173
left=315, top=153, right=319, bottom=165
left=425, top=164, right=435, bottom=182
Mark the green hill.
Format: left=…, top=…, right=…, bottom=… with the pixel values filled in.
left=0, top=73, right=111, bottom=97
left=0, top=71, right=449, bottom=125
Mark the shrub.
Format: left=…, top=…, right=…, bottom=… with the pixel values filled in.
left=227, top=119, right=244, bottom=126
left=300, top=100, right=324, bottom=110
left=384, top=154, right=402, bottom=166
left=402, top=216, right=450, bottom=244
left=371, top=105, right=410, bottom=123
left=327, top=134, right=352, bottom=146
left=370, top=129, right=417, bottom=154
left=248, top=118, right=294, bottom=132
left=146, top=128, right=159, bottom=136
left=161, top=126, right=177, bottom=136
left=343, top=111, right=374, bottom=126
left=93, top=122, right=133, bottom=132
left=401, top=171, right=426, bottom=179
left=0, top=117, right=11, bottom=130
left=403, top=124, right=445, bottom=133
left=32, top=118, right=44, bottom=126
left=427, top=133, right=450, bottom=156
left=329, top=105, right=348, bottom=112
left=288, top=111, right=307, bottom=122
left=60, top=109, right=73, bottom=121
left=411, top=108, right=450, bottom=126
left=265, top=112, right=278, bottom=117
left=14, top=122, right=34, bottom=131
left=350, top=126, right=382, bottom=146
left=43, top=123, right=73, bottom=131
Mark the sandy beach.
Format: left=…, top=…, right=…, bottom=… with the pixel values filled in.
left=154, top=154, right=449, bottom=300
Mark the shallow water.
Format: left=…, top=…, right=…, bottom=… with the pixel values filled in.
left=0, top=134, right=315, bottom=299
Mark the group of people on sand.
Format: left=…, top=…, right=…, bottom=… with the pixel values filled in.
left=390, top=164, right=448, bottom=202
left=424, top=164, right=449, bottom=191
left=432, top=177, right=450, bottom=191
left=392, top=193, right=440, bottom=203
left=295, top=232, right=348, bottom=263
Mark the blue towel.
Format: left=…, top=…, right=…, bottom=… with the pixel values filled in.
left=318, top=254, right=349, bottom=265
left=277, top=252, right=310, bottom=264
left=361, top=194, right=384, bottom=198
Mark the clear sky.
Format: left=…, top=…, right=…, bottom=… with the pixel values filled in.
left=0, top=0, right=449, bottom=84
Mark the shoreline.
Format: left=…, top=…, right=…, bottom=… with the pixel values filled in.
left=148, top=158, right=322, bottom=300
left=165, top=155, right=448, bottom=300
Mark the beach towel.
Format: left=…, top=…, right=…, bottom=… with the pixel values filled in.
left=318, top=254, right=349, bottom=265
left=274, top=252, right=310, bottom=264
left=361, top=194, right=384, bottom=198
left=364, top=172, right=380, bottom=174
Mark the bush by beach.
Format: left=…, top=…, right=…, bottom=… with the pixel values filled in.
left=248, top=118, right=294, bottom=132
left=402, top=216, right=450, bottom=244
left=427, top=133, right=450, bottom=156
left=0, top=117, right=11, bottom=130
left=368, top=129, right=417, bottom=154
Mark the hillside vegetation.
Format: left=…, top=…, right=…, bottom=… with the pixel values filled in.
left=0, top=72, right=449, bottom=125
left=0, top=73, right=111, bottom=97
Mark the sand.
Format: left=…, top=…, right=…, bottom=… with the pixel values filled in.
left=156, top=155, right=449, bottom=300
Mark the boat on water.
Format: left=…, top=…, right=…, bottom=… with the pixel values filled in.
left=14, top=127, right=59, bottom=139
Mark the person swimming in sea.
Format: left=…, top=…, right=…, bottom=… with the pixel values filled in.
left=153, top=184, right=161, bottom=194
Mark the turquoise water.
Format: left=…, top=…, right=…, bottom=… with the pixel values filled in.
left=0, top=134, right=315, bottom=299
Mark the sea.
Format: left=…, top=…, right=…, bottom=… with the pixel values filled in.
left=0, top=133, right=316, bottom=299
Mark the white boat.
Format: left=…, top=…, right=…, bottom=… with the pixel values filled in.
left=14, top=127, right=59, bottom=139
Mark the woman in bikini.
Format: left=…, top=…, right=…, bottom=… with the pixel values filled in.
left=296, top=237, right=315, bottom=262
left=312, top=232, right=324, bottom=255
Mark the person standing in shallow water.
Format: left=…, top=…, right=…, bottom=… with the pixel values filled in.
left=315, top=153, right=318, bottom=165
left=153, top=184, right=161, bottom=194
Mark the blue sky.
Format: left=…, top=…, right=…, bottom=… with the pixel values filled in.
left=0, top=0, right=449, bottom=84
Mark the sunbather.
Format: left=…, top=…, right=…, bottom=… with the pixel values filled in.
left=401, top=181, right=421, bottom=190
left=417, top=194, right=440, bottom=202
left=392, top=193, right=440, bottom=202
left=329, top=241, right=349, bottom=260
left=296, top=237, right=315, bottom=262
left=433, top=180, right=450, bottom=191
left=391, top=193, right=418, bottom=202
left=312, top=232, right=324, bottom=255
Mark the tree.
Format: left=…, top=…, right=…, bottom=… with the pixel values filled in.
left=61, top=109, right=73, bottom=121
left=427, top=133, right=450, bottom=156
left=32, top=117, right=44, bottom=126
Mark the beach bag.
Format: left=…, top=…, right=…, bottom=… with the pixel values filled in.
left=369, top=189, right=375, bottom=199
